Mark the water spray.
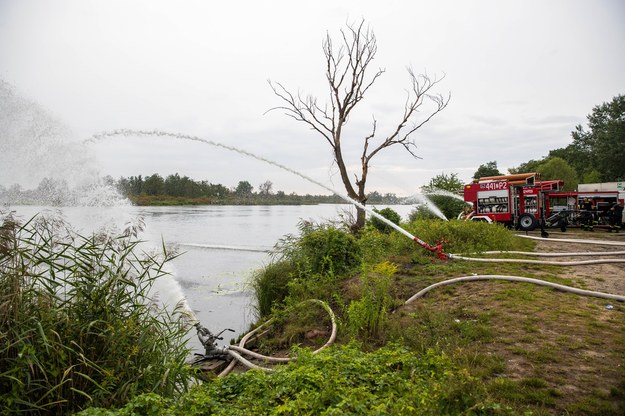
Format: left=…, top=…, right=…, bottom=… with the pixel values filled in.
left=422, top=188, right=467, bottom=202
left=88, top=129, right=449, bottom=260
left=402, top=193, right=448, bottom=221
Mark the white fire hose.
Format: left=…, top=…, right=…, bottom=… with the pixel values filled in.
left=449, top=233, right=625, bottom=265
left=218, top=299, right=337, bottom=377
left=405, top=275, right=625, bottom=304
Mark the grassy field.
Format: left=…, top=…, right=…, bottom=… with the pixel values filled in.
left=391, top=241, right=625, bottom=415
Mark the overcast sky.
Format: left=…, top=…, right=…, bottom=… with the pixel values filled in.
left=1, top=0, right=623, bottom=196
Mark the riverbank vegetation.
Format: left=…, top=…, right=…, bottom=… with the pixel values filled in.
left=2, top=210, right=624, bottom=415
left=117, top=175, right=404, bottom=206
left=0, top=212, right=193, bottom=414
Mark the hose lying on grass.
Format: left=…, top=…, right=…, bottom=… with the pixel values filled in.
left=457, top=250, right=625, bottom=257
left=404, top=275, right=625, bottom=305
left=448, top=254, right=625, bottom=266
left=218, top=299, right=337, bottom=377
left=450, top=234, right=625, bottom=265
left=218, top=275, right=624, bottom=375
left=516, top=234, right=625, bottom=246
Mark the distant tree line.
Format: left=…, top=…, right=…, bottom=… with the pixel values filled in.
left=117, top=174, right=231, bottom=201
left=0, top=173, right=405, bottom=206
left=115, top=173, right=403, bottom=206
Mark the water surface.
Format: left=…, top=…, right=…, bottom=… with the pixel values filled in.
left=9, top=203, right=415, bottom=352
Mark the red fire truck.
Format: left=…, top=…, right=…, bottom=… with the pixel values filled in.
left=463, top=173, right=622, bottom=232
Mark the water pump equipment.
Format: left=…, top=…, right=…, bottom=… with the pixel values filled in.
left=193, top=323, right=235, bottom=363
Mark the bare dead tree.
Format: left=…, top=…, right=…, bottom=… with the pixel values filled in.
left=268, top=20, right=450, bottom=231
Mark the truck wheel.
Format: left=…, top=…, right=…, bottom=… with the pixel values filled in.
left=518, top=214, right=538, bottom=231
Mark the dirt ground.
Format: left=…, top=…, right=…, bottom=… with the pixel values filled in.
left=391, top=228, right=625, bottom=414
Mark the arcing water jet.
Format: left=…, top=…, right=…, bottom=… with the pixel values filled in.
left=423, top=188, right=467, bottom=202
left=88, top=129, right=449, bottom=260
left=402, top=193, right=448, bottom=221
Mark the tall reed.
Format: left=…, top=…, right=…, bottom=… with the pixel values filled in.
left=0, top=212, right=195, bottom=414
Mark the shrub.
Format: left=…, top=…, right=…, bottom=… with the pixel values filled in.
left=273, top=221, right=362, bottom=278
left=367, top=207, right=401, bottom=234
left=251, top=260, right=296, bottom=318
left=84, top=343, right=502, bottom=415
left=356, top=226, right=393, bottom=265
left=398, top=219, right=534, bottom=258
left=0, top=212, right=195, bottom=414
left=252, top=221, right=363, bottom=317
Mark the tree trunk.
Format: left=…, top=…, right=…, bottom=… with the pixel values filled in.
left=354, top=206, right=366, bottom=232
left=353, top=178, right=368, bottom=233
left=334, top=143, right=368, bottom=233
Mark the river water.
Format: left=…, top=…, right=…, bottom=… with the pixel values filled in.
left=8, top=203, right=415, bottom=353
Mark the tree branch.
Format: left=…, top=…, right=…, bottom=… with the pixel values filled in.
left=365, top=69, right=450, bottom=163
left=266, top=80, right=335, bottom=148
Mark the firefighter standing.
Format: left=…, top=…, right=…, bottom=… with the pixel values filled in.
left=609, top=200, right=624, bottom=232
left=580, top=198, right=594, bottom=231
